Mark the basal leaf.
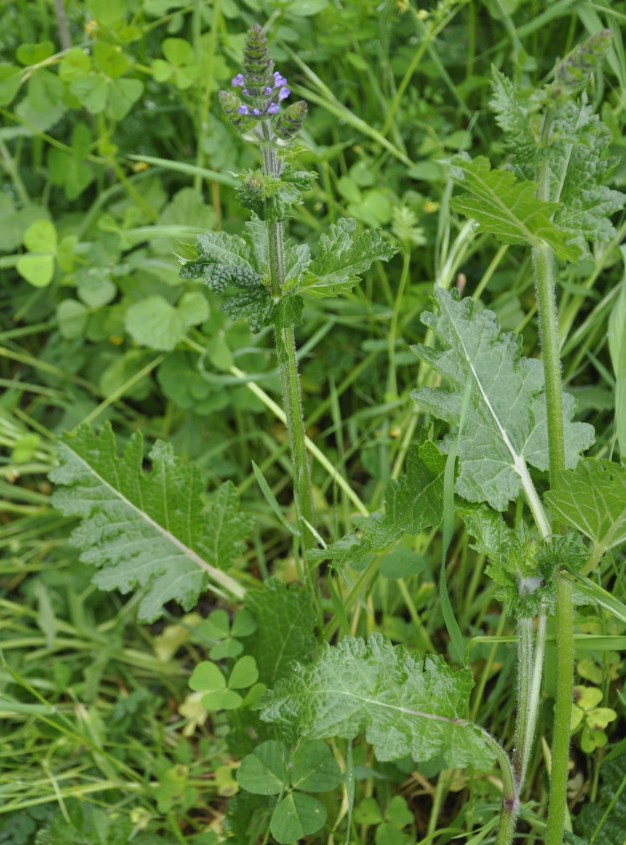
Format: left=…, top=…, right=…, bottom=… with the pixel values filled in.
left=261, top=634, right=495, bottom=771
left=296, top=218, right=397, bottom=298
left=545, top=459, right=626, bottom=556
left=450, top=155, right=580, bottom=261
left=244, top=579, right=317, bottom=685
left=313, top=441, right=444, bottom=569
left=50, top=423, right=250, bottom=620
left=412, top=289, right=594, bottom=510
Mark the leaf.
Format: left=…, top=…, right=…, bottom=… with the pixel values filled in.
left=412, top=289, right=594, bottom=510
left=125, top=295, right=186, bottom=351
left=545, top=459, right=626, bottom=556
left=244, top=579, right=317, bottom=685
left=549, top=100, right=625, bottom=256
left=237, top=740, right=287, bottom=795
left=450, top=155, right=580, bottom=261
left=50, top=423, right=250, bottom=621
left=17, top=219, right=58, bottom=287
left=180, top=229, right=275, bottom=332
left=461, top=506, right=587, bottom=615
left=261, top=634, right=495, bottom=770
left=313, top=441, right=444, bottom=569
left=271, top=793, right=327, bottom=844
left=575, top=759, right=626, bottom=845
left=297, top=218, right=398, bottom=298
left=289, top=741, right=342, bottom=793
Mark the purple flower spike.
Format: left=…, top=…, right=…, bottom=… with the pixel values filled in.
left=231, top=74, right=245, bottom=87
left=273, top=72, right=288, bottom=87
left=267, top=103, right=280, bottom=114
left=237, top=105, right=249, bottom=115
left=278, top=86, right=290, bottom=101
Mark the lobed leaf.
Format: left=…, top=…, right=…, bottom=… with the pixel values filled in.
left=450, top=155, right=580, bottom=261
left=545, top=459, right=626, bottom=556
left=296, top=218, right=398, bottom=298
left=313, top=441, right=444, bottom=569
left=261, top=634, right=495, bottom=771
left=50, top=423, right=251, bottom=621
left=244, top=579, right=317, bottom=685
left=412, top=289, right=594, bottom=510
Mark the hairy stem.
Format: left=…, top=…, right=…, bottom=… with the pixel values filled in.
left=534, top=133, right=571, bottom=845
left=513, top=606, right=547, bottom=791
left=261, top=126, right=315, bottom=554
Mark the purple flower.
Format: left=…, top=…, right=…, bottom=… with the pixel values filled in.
left=273, top=72, right=288, bottom=87
left=278, top=86, right=290, bottom=101
left=264, top=87, right=273, bottom=95
left=231, top=74, right=245, bottom=87
left=252, top=108, right=261, bottom=116
left=237, top=105, right=249, bottom=115
left=267, top=103, right=280, bottom=114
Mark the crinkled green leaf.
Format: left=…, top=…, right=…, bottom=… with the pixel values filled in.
left=50, top=423, right=251, bottom=621
left=412, top=289, right=594, bottom=510
left=313, top=441, right=444, bottom=569
left=549, top=100, right=625, bottom=257
left=296, top=218, right=398, bottom=298
left=244, top=579, right=317, bottom=685
left=575, top=759, right=626, bottom=845
left=261, top=634, right=495, bottom=770
left=33, top=800, right=133, bottom=845
left=450, top=155, right=580, bottom=261
left=545, top=459, right=626, bottom=557
left=461, top=506, right=587, bottom=615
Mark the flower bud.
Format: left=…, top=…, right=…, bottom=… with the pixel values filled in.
left=274, top=100, right=308, bottom=141
left=243, top=24, right=274, bottom=97
left=219, top=90, right=254, bottom=132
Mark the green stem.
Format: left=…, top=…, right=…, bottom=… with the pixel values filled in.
left=261, top=126, right=315, bottom=553
left=513, top=606, right=547, bottom=792
left=534, top=129, right=571, bottom=843
left=533, top=244, right=566, bottom=481
left=547, top=576, right=574, bottom=844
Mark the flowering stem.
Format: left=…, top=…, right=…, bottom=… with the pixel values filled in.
left=261, top=124, right=315, bottom=556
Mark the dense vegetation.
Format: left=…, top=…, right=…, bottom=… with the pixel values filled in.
left=1, top=1, right=625, bottom=844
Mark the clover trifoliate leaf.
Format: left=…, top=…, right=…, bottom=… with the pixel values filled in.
left=412, top=289, right=594, bottom=510
left=237, top=740, right=288, bottom=795
left=450, top=155, right=580, bottom=261
left=289, top=741, right=342, bottom=793
left=50, top=423, right=250, bottom=620
left=261, top=634, right=495, bottom=770
left=271, top=794, right=327, bottom=845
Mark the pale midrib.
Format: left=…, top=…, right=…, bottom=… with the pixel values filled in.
left=70, top=449, right=245, bottom=600
left=443, top=299, right=551, bottom=538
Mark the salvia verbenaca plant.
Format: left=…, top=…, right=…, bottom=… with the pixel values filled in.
left=48, top=23, right=626, bottom=845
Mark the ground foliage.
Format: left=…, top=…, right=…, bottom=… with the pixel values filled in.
left=1, top=1, right=625, bottom=844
